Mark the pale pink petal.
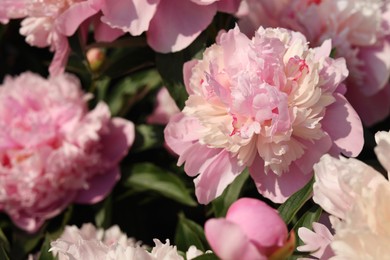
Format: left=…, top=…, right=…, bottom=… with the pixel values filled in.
left=374, top=130, right=390, bottom=173
left=183, top=60, right=199, bottom=95
left=57, top=2, right=99, bottom=36
left=346, top=83, right=390, bottom=126
left=205, top=219, right=266, bottom=260
left=357, top=41, right=390, bottom=96
left=194, top=150, right=245, bottom=204
left=250, top=158, right=313, bottom=203
left=147, top=0, right=217, bottom=52
left=321, top=93, right=363, bottom=157
left=297, top=222, right=334, bottom=259
left=164, top=113, right=203, bottom=156
left=100, top=0, right=159, bottom=36
left=49, top=33, right=71, bottom=76
left=93, top=19, right=125, bottom=42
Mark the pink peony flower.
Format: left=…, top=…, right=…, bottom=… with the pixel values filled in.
left=0, top=0, right=123, bottom=75
left=56, top=0, right=242, bottom=53
left=164, top=26, right=363, bottom=204
left=147, top=87, right=180, bottom=125
left=205, top=198, right=294, bottom=259
left=298, top=130, right=390, bottom=259
left=0, top=72, right=134, bottom=233
left=237, top=0, right=390, bottom=125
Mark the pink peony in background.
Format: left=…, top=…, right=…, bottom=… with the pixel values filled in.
left=164, top=26, right=363, bottom=204
left=237, top=0, right=390, bottom=125
left=205, top=197, right=294, bottom=259
left=52, top=0, right=242, bottom=54
left=147, top=87, right=180, bottom=125
left=298, top=130, right=390, bottom=259
left=0, top=72, right=134, bottom=233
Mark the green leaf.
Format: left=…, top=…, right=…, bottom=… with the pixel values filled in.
left=95, top=195, right=112, bottom=229
left=124, top=163, right=197, bottom=206
left=212, top=169, right=249, bottom=217
left=175, top=213, right=208, bottom=252
left=0, top=245, right=10, bottom=260
left=278, top=178, right=314, bottom=225
left=131, top=124, right=165, bottom=152
left=191, top=253, right=219, bottom=260
left=289, top=205, right=322, bottom=260
left=38, top=235, right=56, bottom=260
left=0, top=227, right=10, bottom=254
left=106, top=69, right=161, bottom=116
left=156, top=33, right=206, bottom=110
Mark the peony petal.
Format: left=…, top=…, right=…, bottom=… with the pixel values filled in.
left=226, top=198, right=288, bottom=254
left=321, top=93, right=363, bottom=157
left=345, top=83, right=390, bottom=126
left=100, top=0, right=159, bottom=36
left=194, top=150, right=245, bottom=204
left=374, top=130, right=390, bottom=174
left=57, top=1, right=99, bottom=36
left=75, top=166, right=120, bottom=204
left=357, top=41, right=390, bottom=96
left=205, top=218, right=266, bottom=260
left=49, top=33, right=71, bottom=75
left=100, top=117, right=135, bottom=164
left=297, top=222, right=334, bottom=259
left=93, top=18, right=125, bottom=42
left=216, top=0, right=242, bottom=13
left=249, top=156, right=313, bottom=203
left=147, top=0, right=217, bottom=52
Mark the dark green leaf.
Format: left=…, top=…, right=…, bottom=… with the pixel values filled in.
left=0, top=227, right=9, bottom=254
left=192, top=253, right=219, bottom=260
left=106, top=69, right=161, bottom=116
left=175, top=213, right=208, bottom=252
left=156, top=33, right=206, bottom=110
left=0, top=245, right=10, bottom=260
left=212, top=169, right=249, bottom=217
left=289, top=205, right=322, bottom=260
left=278, top=178, right=314, bottom=225
left=95, top=196, right=112, bottom=229
left=38, top=235, right=56, bottom=260
left=131, top=124, right=165, bottom=152
left=124, top=163, right=197, bottom=206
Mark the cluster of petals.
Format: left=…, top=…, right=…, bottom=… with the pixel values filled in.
left=147, top=87, right=180, bottom=125
left=298, top=130, right=390, bottom=259
left=164, top=25, right=363, bottom=204
left=205, top=197, right=294, bottom=260
left=0, top=0, right=125, bottom=75
left=237, top=0, right=390, bottom=125
left=50, top=223, right=204, bottom=260
left=0, top=72, right=134, bottom=233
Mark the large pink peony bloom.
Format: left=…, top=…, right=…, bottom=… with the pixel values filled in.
left=0, top=72, right=134, bottom=233
left=238, top=0, right=390, bottom=125
left=298, top=130, right=390, bottom=259
left=56, top=0, right=242, bottom=53
left=164, top=26, right=363, bottom=204
left=205, top=198, right=294, bottom=259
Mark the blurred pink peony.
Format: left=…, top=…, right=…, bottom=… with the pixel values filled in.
left=164, top=26, right=363, bottom=204
left=0, top=72, right=134, bottom=233
left=237, top=0, right=390, bottom=125
left=0, top=0, right=123, bottom=75
left=57, top=0, right=242, bottom=53
left=298, top=130, right=390, bottom=259
left=147, top=87, right=180, bottom=125
left=205, top=198, right=294, bottom=259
